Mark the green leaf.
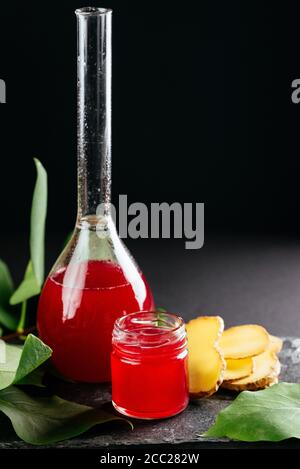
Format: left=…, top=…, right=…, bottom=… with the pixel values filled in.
left=16, top=300, right=27, bottom=333
left=9, top=158, right=47, bottom=306
left=17, top=368, right=46, bottom=387
left=0, top=260, right=14, bottom=305
left=0, top=343, right=22, bottom=389
left=14, top=334, right=52, bottom=384
left=0, top=306, right=18, bottom=330
left=0, top=260, right=18, bottom=330
left=30, top=158, right=47, bottom=287
left=204, top=382, right=300, bottom=442
left=10, top=261, right=40, bottom=305
left=63, top=231, right=72, bottom=249
left=0, top=386, right=131, bottom=445
left=0, top=334, right=52, bottom=390
left=154, top=309, right=173, bottom=328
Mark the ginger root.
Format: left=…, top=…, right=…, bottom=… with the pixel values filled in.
left=219, top=324, right=269, bottom=359
left=186, top=316, right=225, bottom=398
left=186, top=316, right=282, bottom=395
left=224, top=357, right=253, bottom=381
left=222, top=350, right=280, bottom=391
left=269, top=335, right=283, bottom=354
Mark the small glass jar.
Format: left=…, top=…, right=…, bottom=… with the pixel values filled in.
left=111, top=311, right=189, bottom=419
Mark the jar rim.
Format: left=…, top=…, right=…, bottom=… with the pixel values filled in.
left=75, top=7, right=112, bottom=17
left=113, top=311, right=185, bottom=344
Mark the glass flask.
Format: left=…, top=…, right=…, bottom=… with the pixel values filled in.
left=37, top=7, right=155, bottom=383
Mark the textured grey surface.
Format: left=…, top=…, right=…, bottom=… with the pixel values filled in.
left=0, top=337, right=300, bottom=448
left=4, top=235, right=300, bottom=337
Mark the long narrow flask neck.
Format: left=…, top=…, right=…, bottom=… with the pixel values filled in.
left=76, top=7, right=112, bottom=226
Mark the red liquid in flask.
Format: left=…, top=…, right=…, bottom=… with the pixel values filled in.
left=37, top=260, right=154, bottom=382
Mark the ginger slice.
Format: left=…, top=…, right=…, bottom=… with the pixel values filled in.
left=186, top=316, right=225, bottom=398
left=219, top=324, right=269, bottom=359
left=269, top=334, right=283, bottom=354
left=224, top=357, right=253, bottom=381
left=222, top=350, right=280, bottom=391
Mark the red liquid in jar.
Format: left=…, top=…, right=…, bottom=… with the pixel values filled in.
left=111, top=326, right=189, bottom=419
left=37, top=260, right=154, bottom=382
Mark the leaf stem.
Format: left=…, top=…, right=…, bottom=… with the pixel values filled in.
left=1, top=326, right=36, bottom=342
left=17, top=301, right=27, bottom=334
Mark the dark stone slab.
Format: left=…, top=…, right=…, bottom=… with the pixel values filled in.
left=0, top=337, right=300, bottom=449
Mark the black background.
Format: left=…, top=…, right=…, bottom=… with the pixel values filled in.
left=0, top=0, right=298, bottom=236
left=1, top=1, right=300, bottom=334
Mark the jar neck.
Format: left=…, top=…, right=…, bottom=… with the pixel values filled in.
left=76, top=8, right=112, bottom=223
left=112, top=312, right=187, bottom=359
left=112, top=335, right=188, bottom=361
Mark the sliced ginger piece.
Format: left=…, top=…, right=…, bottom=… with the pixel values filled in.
left=268, top=334, right=283, bottom=354
left=222, top=350, right=280, bottom=391
left=219, top=324, right=269, bottom=359
left=186, top=316, right=225, bottom=398
left=224, top=357, right=253, bottom=381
